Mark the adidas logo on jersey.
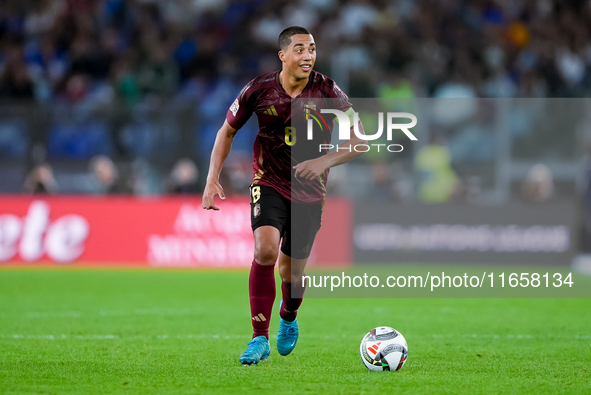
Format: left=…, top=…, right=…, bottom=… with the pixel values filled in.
left=263, top=106, right=278, bottom=116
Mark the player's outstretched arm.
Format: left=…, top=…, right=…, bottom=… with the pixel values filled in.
left=294, top=121, right=366, bottom=180
left=202, top=120, right=238, bottom=210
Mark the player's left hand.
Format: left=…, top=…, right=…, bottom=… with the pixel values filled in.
left=293, top=157, right=329, bottom=180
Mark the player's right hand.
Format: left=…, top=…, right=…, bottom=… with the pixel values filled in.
left=202, top=181, right=226, bottom=210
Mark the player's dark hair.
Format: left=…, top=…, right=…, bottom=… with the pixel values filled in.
left=278, top=26, right=311, bottom=50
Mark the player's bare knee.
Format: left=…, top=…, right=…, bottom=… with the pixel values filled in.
left=280, top=267, right=302, bottom=285
left=254, top=244, right=278, bottom=266
left=279, top=265, right=290, bottom=283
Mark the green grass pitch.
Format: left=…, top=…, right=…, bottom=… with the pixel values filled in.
left=0, top=268, right=590, bottom=394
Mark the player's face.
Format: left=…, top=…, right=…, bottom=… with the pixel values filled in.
left=279, top=34, right=316, bottom=80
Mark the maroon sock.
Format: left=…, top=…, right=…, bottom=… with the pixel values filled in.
left=280, top=276, right=306, bottom=322
left=249, top=259, right=276, bottom=339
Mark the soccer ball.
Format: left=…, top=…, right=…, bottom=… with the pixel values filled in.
left=359, top=326, right=408, bottom=371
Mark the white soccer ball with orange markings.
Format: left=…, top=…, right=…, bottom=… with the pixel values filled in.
left=359, top=326, right=408, bottom=372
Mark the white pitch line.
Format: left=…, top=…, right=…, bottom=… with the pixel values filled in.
left=0, top=308, right=202, bottom=320
left=0, top=333, right=589, bottom=341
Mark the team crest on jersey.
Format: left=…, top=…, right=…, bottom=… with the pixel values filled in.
left=253, top=203, right=261, bottom=218
left=230, top=98, right=239, bottom=116
left=304, top=103, right=328, bottom=131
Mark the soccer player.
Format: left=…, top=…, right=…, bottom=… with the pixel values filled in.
left=202, top=26, right=365, bottom=365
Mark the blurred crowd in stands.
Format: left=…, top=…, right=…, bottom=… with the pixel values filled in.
left=1, top=0, right=590, bottom=200
left=3, top=0, right=591, bottom=103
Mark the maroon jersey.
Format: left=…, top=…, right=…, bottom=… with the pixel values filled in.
left=226, top=70, right=352, bottom=204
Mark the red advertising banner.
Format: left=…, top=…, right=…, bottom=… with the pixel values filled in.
left=0, top=196, right=351, bottom=268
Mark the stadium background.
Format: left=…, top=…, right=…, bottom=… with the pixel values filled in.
left=0, top=0, right=589, bottom=267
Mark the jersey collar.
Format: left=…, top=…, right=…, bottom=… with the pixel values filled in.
left=275, top=70, right=314, bottom=99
